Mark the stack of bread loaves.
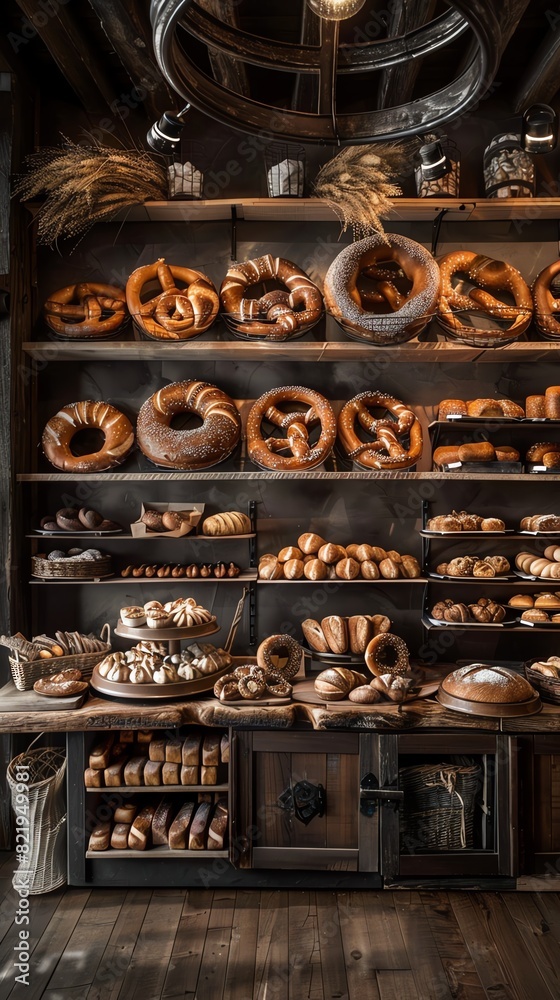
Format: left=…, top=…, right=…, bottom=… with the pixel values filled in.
left=515, top=546, right=560, bottom=579
left=259, top=533, right=421, bottom=581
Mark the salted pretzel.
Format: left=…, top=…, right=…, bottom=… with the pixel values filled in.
left=126, top=259, right=219, bottom=340
left=246, top=386, right=337, bottom=471
left=533, top=260, right=560, bottom=339
left=220, top=254, right=323, bottom=340
left=338, top=392, right=423, bottom=470
left=43, top=283, right=127, bottom=339
left=438, top=251, right=532, bottom=343
left=323, top=233, right=440, bottom=344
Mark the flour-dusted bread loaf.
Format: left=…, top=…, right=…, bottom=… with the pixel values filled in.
left=114, top=803, right=137, bottom=825
left=165, top=738, right=183, bottom=763
left=441, top=664, right=535, bottom=703
left=162, top=762, right=180, bottom=785
left=89, top=734, right=114, bottom=769
left=203, top=511, right=251, bottom=536
left=148, top=737, right=166, bottom=762
left=220, top=733, right=230, bottom=764
left=110, top=823, right=130, bottom=850
left=152, top=797, right=175, bottom=846
left=201, top=766, right=217, bottom=785
left=143, top=760, right=163, bottom=786
left=128, top=805, right=156, bottom=850
left=104, top=760, right=126, bottom=787
left=84, top=767, right=103, bottom=788
left=168, top=801, right=196, bottom=849
left=124, top=757, right=148, bottom=786
left=202, top=734, right=220, bottom=766
left=207, top=798, right=228, bottom=850
left=188, top=801, right=212, bottom=850
left=181, top=765, right=199, bottom=785
left=88, top=822, right=111, bottom=851
left=182, top=733, right=202, bottom=766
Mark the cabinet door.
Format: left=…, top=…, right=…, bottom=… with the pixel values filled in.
left=522, top=735, right=560, bottom=876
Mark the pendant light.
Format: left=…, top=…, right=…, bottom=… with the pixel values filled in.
left=305, top=0, right=366, bottom=21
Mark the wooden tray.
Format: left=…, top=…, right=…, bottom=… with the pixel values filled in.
left=302, top=646, right=365, bottom=667
left=114, top=618, right=218, bottom=642
left=436, top=687, right=541, bottom=717
left=292, top=668, right=447, bottom=707
left=0, top=680, right=88, bottom=711
left=90, top=653, right=257, bottom=700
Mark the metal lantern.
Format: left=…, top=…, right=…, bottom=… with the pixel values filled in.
left=415, top=138, right=461, bottom=198
left=483, top=133, right=535, bottom=198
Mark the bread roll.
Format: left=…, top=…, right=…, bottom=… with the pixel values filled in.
left=144, top=760, right=163, bottom=786
left=89, top=734, right=114, bottom=770
left=207, top=798, right=228, bottom=850
left=283, top=558, right=304, bottom=579
left=181, top=765, right=199, bottom=785
left=303, top=558, right=327, bottom=581
left=360, top=560, right=380, bottom=579
left=84, top=767, right=103, bottom=788
left=526, top=395, right=546, bottom=418
left=110, top=823, right=130, bottom=850
left=457, top=442, right=496, bottom=462
left=298, top=532, right=326, bottom=554
left=318, top=543, right=346, bottom=564
left=379, top=558, right=400, bottom=579
left=545, top=386, right=560, bottom=419
left=335, top=557, right=360, bottom=580
left=301, top=619, right=329, bottom=652
left=202, top=734, right=220, bottom=766
left=162, top=762, right=180, bottom=785
left=314, top=667, right=357, bottom=700
left=165, top=738, right=183, bottom=763
left=278, top=546, right=303, bottom=562
left=348, top=685, right=380, bottom=704
left=124, top=757, right=148, bottom=786
left=259, top=559, right=283, bottom=580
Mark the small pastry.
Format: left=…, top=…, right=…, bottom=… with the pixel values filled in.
left=146, top=609, right=172, bottom=629
left=120, top=606, right=147, bottom=627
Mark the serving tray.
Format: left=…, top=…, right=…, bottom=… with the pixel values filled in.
left=437, top=687, right=541, bottom=717
left=114, top=618, right=218, bottom=642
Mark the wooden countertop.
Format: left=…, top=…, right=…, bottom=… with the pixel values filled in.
left=3, top=692, right=560, bottom=733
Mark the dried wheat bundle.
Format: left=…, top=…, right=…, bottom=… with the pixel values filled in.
left=14, top=139, right=166, bottom=245
left=313, top=142, right=416, bottom=239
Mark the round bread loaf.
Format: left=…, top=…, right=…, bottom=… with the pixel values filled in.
left=441, top=664, right=535, bottom=703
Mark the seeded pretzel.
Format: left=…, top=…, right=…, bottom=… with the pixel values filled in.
left=338, top=392, right=422, bottom=470
left=246, top=386, right=337, bottom=471
left=438, top=251, right=532, bottom=342
left=533, top=260, right=560, bottom=339
left=44, top=283, right=127, bottom=339
left=126, top=258, right=219, bottom=340
left=220, top=254, right=323, bottom=340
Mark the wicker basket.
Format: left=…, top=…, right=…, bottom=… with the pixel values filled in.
left=525, top=661, right=560, bottom=704
left=399, top=762, right=482, bottom=852
left=8, top=740, right=67, bottom=893
left=9, top=623, right=111, bottom=691
left=32, top=554, right=112, bottom=579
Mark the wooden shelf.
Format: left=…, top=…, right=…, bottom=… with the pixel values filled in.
left=86, top=846, right=228, bottom=859
left=259, top=577, right=427, bottom=584
left=18, top=471, right=560, bottom=482
left=29, top=571, right=256, bottom=584
left=421, top=616, right=548, bottom=632
left=27, top=533, right=256, bottom=541
left=85, top=784, right=228, bottom=793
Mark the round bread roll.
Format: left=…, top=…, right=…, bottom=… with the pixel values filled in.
left=335, top=557, right=360, bottom=580
left=345, top=544, right=360, bottom=559
left=354, top=544, right=374, bottom=563
left=535, top=593, right=560, bottom=608
left=369, top=547, right=388, bottom=563
left=441, top=664, right=535, bottom=703
left=278, top=546, right=304, bottom=563
left=508, top=594, right=534, bottom=608
left=348, top=685, right=380, bottom=704
left=283, top=558, right=304, bottom=579
left=259, top=559, right=284, bottom=580
left=361, top=560, right=380, bottom=579
left=521, top=609, right=549, bottom=622
left=318, top=543, right=346, bottom=564
left=481, top=518, right=506, bottom=531
left=379, top=558, right=400, bottom=579
left=304, top=558, right=328, bottom=581
left=298, top=532, right=326, bottom=555
left=314, top=667, right=357, bottom=700
left=400, top=555, right=421, bottom=579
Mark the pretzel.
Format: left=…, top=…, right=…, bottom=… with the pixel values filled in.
left=126, top=259, right=219, bottom=340
left=246, top=386, right=336, bottom=471
left=323, top=233, right=440, bottom=343
left=438, top=251, right=532, bottom=343
left=44, top=283, right=127, bottom=339
left=220, top=255, right=323, bottom=340
left=337, top=392, right=422, bottom=470
left=533, top=260, right=560, bottom=339
left=42, top=401, right=135, bottom=473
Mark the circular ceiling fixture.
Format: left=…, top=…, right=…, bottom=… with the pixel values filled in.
left=150, top=0, right=507, bottom=144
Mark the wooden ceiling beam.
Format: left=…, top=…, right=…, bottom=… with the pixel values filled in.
left=14, top=0, right=120, bottom=116
left=377, top=1, right=437, bottom=111
left=86, top=0, right=174, bottom=119
left=512, top=28, right=560, bottom=112
left=197, top=0, right=249, bottom=96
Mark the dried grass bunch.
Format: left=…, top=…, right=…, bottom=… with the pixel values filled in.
left=14, top=138, right=166, bottom=245
left=313, top=142, right=417, bottom=239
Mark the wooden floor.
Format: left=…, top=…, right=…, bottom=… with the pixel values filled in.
left=1, top=860, right=560, bottom=998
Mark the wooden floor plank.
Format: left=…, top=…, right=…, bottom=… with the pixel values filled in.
left=254, top=890, right=289, bottom=1000
left=0, top=888, right=66, bottom=996
left=47, top=889, right=122, bottom=990
left=421, top=890, right=486, bottom=999
left=360, top=891, right=409, bottom=971
left=450, top=893, right=520, bottom=1000
left=193, top=888, right=236, bottom=1000
left=86, top=889, right=152, bottom=1000
left=395, top=891, right=454, bottom=1000
left=287, top=891, right=321, bottom=1000
left=223, top=890, right=259, bottom=1000
left=502, top=893, right=560, bottom=999
left=113, top=889, right=184, bottom=1000
left=476, top=893, right=557, bottom=1000
left=162, top=889, right=213, bottom=999
left=376, top=970, right=420, bottom=1000
left=337, top=891, right=380, bottom=999
left=531, top=892, right=560, bottom=944
left=316, top=891, right=348, bottom=1000
left=5, top=889, right=91, bottom=1000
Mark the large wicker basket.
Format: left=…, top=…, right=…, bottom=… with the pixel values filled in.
left=399, top=761, right=482, bottom=852
left=8, top=740, right=67, bottom=893
left=32, top=554, right=112, bottom=579
left=525, top=660, right=560, bottom=705
left=9, top=624, right=111, bottom=691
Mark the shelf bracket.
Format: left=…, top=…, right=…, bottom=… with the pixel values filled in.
left=249, top=581, right=257, bottom=646
left=431, top=207, right=448, bottom=257
left=230, top=204, right=237, bottom=261
left=248, top=499, right=257, bottom=567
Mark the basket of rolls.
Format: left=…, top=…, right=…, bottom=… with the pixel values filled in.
left=525, top=658, right=560, bottom=704
left=1, top=627, right=111, bottom=691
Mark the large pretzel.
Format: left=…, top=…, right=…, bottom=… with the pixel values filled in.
left=247, top=386, right=337, bottom=471
left=533, top=260, right=560, bottom=340
left=220, top=254, right=323, bottom=340
left=438, top=251, right=532, bottom=344
left=126, top=259, right=219, bottom=340
left=338, top=392, right=423, bottom=470
left=323, top=234, right=440, bottom=344
left=43, top=283, right=127, bottom=339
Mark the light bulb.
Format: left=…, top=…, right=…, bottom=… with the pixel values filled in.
left=306, top=0, right=366, bottom=21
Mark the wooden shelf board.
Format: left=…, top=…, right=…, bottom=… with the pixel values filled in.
left=85, top=784, right=228, bottom=793
left=86, top=846, right=228, bottom=859
left=259, top=577, right=427, bottom=584
left=18, top=471, right=560, bottom=482
left=21, top=339, right=560, bottom=363
left=29, top=571, right=256, bottom=584
left=27, top=533, right=256, bottom=541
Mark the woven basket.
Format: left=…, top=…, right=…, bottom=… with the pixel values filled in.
left=399, top=762, right=481, bottom=852
left=32, top=554, right=112, bottom=579
left=525, top=661, right=560, bottom=704
left=9, top=623, right=111, bottom=691
left=8, top=740, right=67, bottom=893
